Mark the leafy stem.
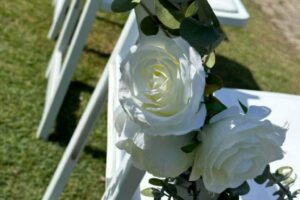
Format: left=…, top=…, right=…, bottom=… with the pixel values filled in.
left=268, top=172, right=294, bottom=200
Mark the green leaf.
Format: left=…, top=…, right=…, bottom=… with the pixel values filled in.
left=181, top=142, right=199, bottom=153
left=292, top=189, right=300, bottom=198
left=205, top=73, right=223, bottom=96
left=141, top=188, right=154, bottom=197
left=149, top=178, right=163, bottom=186
left=162, top=183, right=185, bottom=199
left=111, top=0, right=139, bottom=12
left=180, top=17, right=224, bottom=55
left=195, top=0, right=221, bottom=28
left=238, top=100, right=248, bottom=114
left=205, top=96, right=227, bottom=118
left=254, top=165, right=270, bottom=184
left=155, top=0, right=182, bottom=29
left=140, top=16, right=159, bottom=36
left=204, top=52, right=216, bottom=68
left=184, top=1, right=198, bottom=18
left=227, top=182, right=250, bottom=196
left=275, top=166, right=293, bottom=181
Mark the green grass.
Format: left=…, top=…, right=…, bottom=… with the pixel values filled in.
left=0, top=0, right=299, bottom=200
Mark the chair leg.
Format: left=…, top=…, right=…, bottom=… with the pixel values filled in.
left=37, top=0, right=100, bottom=140
left=42, top=66, right=108, bottom=200
left=41, top=11, right=138, bottom=200
left=101, top=154, right=145, bottom=200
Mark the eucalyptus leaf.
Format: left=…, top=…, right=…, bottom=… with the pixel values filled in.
left=204, top=52, right=216, bottom=68
left=275, top=166, right=293, bottom=181
left=266, top=179, right=276, bottom=188
left=180, top=17, right=224, bottom=55
left=184, top=1, right=198, bottom=18
left=141, top=188, right=154, bottom=197
left=155, top=0, right=182, bottom=29
left=227, top=182, right=250, bottom=196
left=254, top=165, right=270, bottom=184
left=149, top=178, right=163, bottom=186
left=181, top=142, right=199, bottom=153
left=273, top=189, right=285, bottom=199
left=281, top=177, right=296, bottom=187
left=205, top=96, right=227, bottom=118
left=111, top=0, right=139, bottom=12
left=292, top=189, right=300, bottom=198
left=205, top=73, right=223, bottom=96
left=140, top=16, right=159, bottom=35
left=195, top=0, right=220, bottom=27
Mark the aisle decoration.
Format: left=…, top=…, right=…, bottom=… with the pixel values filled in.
left=112, top=0, right=299, bottom=199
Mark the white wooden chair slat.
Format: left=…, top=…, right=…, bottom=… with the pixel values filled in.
left=41, top=11, right=138, bottom=200
left=48, top=0, right=73, bottom=40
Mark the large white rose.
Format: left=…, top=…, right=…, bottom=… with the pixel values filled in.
left=118, top=35, right=206, bottom=136
left=190, top=106, right=287, bottom=193
left=115, top=35, right=206, bottom=177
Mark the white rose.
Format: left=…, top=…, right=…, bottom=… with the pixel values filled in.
left=115, top=109, right=196, bottom=177
left=118, top=35, right=206, bottom=136
left=190, top=106, right=287, bottom=193
left=115, top=35, right=206, bottom=177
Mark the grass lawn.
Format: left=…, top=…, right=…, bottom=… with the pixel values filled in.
left=0, top=1, right=299, bottom=200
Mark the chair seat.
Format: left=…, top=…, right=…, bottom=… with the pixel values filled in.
left=208, top=0, right=249, bottom=26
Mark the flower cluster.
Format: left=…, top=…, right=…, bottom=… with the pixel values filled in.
left=115, top=35, right=287, bottom=194
left=111, top=0, right=293, bottom=199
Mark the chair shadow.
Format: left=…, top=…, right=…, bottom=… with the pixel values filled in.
left=83, top=46, right=111, bottom=58
left=212, top=55, right=261, bottom=90
left=96, top=15, right=124, bottom=28
left=48, top=80, right=105, bottom=160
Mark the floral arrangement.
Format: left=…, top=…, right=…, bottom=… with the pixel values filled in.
left=111, top=0, right=299, bottom=199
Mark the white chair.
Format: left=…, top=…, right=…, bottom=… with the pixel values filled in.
left=208, top=0, right=249, bottom=27
left=37, top=0, right=113, bottom=140
left=41, top=0, right=252, bottom=199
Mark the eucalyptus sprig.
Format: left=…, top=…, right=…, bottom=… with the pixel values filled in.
left=141, top=178, right=185, bottom=200
left=111, top=0, right=225, bottom=56
left=254, top=165, right=300, bottom=200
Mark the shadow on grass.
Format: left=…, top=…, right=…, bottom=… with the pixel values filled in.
left=96, top=15, right=124, bottom=28
left=212, top=55, right=261, bottom=90
left=48, top=80, right=106, bottom=160
left=84, top=46, right=111, bottom=58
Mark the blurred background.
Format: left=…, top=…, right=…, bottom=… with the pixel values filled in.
left=0, top=0, right=299, bottom=199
